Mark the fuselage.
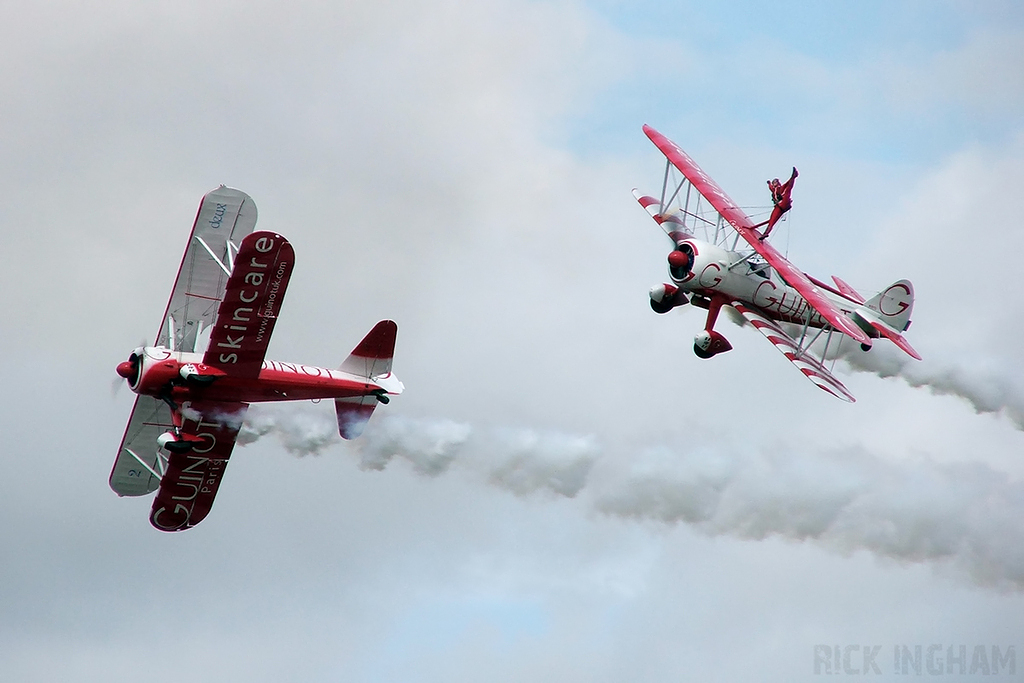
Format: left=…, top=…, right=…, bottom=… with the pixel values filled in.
left=120, top=346, right=395, bottom=404
left=675, top=238, right=851, bottom=326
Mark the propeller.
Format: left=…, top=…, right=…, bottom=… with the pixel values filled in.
left=668, top=243, right=694, bottom=280
left=112, top=339, right=147, bottom=397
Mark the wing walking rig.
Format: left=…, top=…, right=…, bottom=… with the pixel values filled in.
left=110, top=187, right=403, bottom=531
left=635, top=126, right=920, bottom=402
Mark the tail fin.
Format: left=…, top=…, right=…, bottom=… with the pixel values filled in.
left=852, top=280, right=921, bottom=360
left=340, top=320, right=397, bottom=379
left=335, top=320, right=401, bottom=440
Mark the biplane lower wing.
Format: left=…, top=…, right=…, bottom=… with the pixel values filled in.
left=642, top=124, right=871, bottom=347
left=148, top=400, right=248, bottom=532
left=732, top=302, right=856, bottom=403
left=110, top=396, right=174, bottom=497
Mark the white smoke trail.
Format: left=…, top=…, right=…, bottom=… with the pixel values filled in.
left=237, top=404, right=1024, bottom=590
left=237, top=405, right=338, bottom=456
left=835, top=343, right=1024, bottom=429
left=239, top=406, right=598, bottom=498
left=593, top=443, right=1024, bottom=591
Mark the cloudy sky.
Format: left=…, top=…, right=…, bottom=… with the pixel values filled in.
left=2, top=1, right=1024, bottom=680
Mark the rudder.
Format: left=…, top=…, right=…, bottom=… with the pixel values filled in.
left=340, top=320, right=397, bottom=379
left=335, top=321, right=401, bottom=440
left=862, top=279, right=914, bottom=332
left=852, top=280, right=921, bottom=360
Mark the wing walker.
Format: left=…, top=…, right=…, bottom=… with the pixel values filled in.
left=110, top=187, right=403, bottom=531
left=636, top=125, right=920, bottom=402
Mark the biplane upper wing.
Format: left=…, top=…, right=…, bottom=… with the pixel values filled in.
left=202, top=231, right=294, bottom=377
left=157, top=186, right=258, bottom=354
left=731, top=302, right=856, bottom=403
left=148, top=400, right=248, bottom=532
left=642, top=125, right=871, bottom=346
left=109, top=395, right=175, bottom=497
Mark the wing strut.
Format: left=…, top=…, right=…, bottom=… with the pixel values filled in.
left=125, top=448, right=166, bottom=481
left=194, top=235, right=233, bottom=277
left=225, top=239, right=238, bottom=271
left=733, top=302, right=856, bottom=402
left=155, top=186, right=257, bottom=353
left=166, top=316, right=176, bottom=352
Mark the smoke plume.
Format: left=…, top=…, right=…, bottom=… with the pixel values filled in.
left=238, top=404, right=1024, bottom=591
left=836, top=343, right=1024, bottom=428
left=594, top=443, right=1024, bottom=591
left=239, top=406, right=598, bottom=498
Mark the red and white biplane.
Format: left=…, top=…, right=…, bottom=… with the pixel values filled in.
left=636, top=126, right=919, bottom=401
left=110, top=187, right=403, bottom=531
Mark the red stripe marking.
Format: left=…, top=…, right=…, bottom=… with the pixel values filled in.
left=185, top=292, right=222, bottom=302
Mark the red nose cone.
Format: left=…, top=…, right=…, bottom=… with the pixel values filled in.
left=668, top=251, right=690, bottom=268
left=116, top=361, right=135, bottom=379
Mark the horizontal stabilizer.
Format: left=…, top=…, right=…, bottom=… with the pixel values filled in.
left=866, top=319, right=921, bottom=360
left=335, top=396, right=377, bottom=440
left=831, top=276, right=865, bottom=304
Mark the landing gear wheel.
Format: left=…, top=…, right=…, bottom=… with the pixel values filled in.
left=693, top=343, right=714, bottom=359
left=163, top=440, right=195, bottom=454
left=650, top=298, right=674, bottom=314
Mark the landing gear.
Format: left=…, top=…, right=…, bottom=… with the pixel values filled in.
left=693, top=295, right=734, bottom=359
left=693, top=330, right=733, bottom=359
left=649, top=283, right=688, bottom=314
left=651, top=298, right=674, bottom=314
left=157, top=431, right=195, bottom=454
left=374, top=391, right=390, bottom=404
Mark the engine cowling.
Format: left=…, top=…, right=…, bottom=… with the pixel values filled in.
left=668, top=243, right=695, bottom=282
left=116, top=349, right=143, bottom=390
left=134, top=352, right=182, bottom=396
left=117, top=347, right=227, bottom=396
left=693, top=330, right=733, bottom=359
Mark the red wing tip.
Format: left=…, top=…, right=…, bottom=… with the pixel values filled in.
left=898, top=341, right=923, bottom=361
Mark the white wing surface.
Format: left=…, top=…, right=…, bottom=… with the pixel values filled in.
left=732, top=302, right=856, bottom=403
left=157, top=187, right=258, bottom=353
left=109, top=396, right=175, bottom=497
